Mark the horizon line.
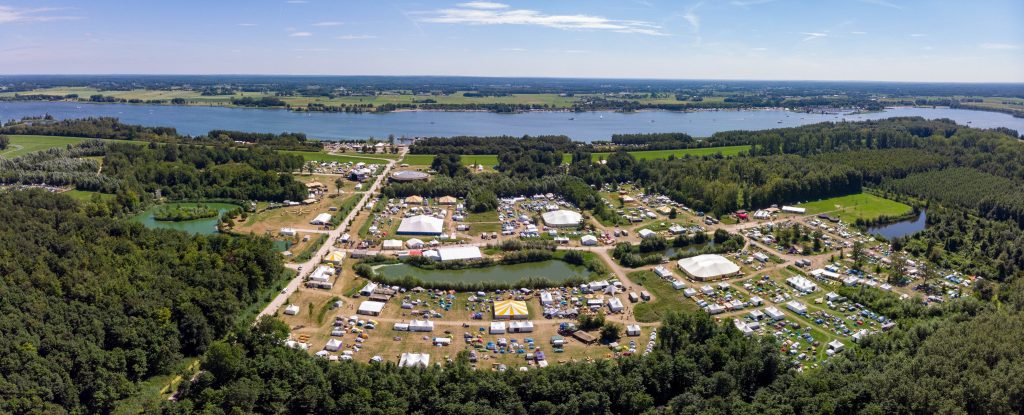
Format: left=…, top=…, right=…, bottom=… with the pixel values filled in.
left=1, top=73, right=1022, bottom=85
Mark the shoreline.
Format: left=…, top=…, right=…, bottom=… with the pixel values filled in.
left=7, top=97, right=1011, bottom=118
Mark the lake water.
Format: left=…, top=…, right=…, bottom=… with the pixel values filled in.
left=868, top=210, right=927, bottom=240
left=373, top=260, right=590, bottom=285
left=133, top=202, right=240, bottom=235
left=2, top=101, right=1022, bottom=141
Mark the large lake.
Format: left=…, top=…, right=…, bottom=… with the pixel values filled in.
left=2, top=101, right=1022, bottom=141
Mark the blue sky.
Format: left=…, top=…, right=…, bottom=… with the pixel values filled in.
left=1, top=0, right=1021, bottom=81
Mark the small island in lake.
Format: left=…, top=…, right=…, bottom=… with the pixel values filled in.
left=152, top=204, right=218, bottom=222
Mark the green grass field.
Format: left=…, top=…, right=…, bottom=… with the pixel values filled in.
left=0, top=135, right=92, bottom=158
left=280, top=150, right=390, bottom=164
left=63, top=190, right=116, bottom=201
left=797, top=193, right=912, bottom=223
left=626, top=270, right=698, bottom=323
left=402, top=145, right=752, bottom=166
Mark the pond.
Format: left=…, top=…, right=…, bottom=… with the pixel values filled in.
left=868, top=210, right=927, bottom=240
left=133, top=202, right=241, bottom=235
left=372, top=260, right=591, bottom=285
left=663, top=241, right=717, bottom=258
left=3, top=101, right=1023, bottom=141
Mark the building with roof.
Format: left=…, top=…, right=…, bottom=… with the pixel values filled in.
left=493, top=299, right=529, bottom=320
left=676, top=254, right=741, bottom=281
left=404, top=195, right=424, bottom=205
left=438, top=195, right=457, bottom=205
left=581, top=235, right=598, bottom=246
left=787, top=275, right=819, bottom=293
left=382, top=239, right=403, bottom=250
left=390, top=170, right=430, bottom=182
left=397, top=215, right=444, bottom=235
left=541, top=210, right=582, bottom=228
left=437, top=246, right=482, bottom=262
left=357, top=301, right=386, bottom=316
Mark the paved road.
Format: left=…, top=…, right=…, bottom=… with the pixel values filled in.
left=257, top=148, right=404, bottom=321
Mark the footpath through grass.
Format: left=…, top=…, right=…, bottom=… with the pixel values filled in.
left=797, top=193, right=912, bottom=223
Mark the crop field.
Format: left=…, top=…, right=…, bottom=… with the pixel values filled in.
left=797, top=193, right=912, bottom=223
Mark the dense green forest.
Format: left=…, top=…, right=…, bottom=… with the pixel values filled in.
left=0, top=191, right=288, bottom=414
left=0, top=140, right=307, bottom=202
left=160, top=286, right=1024, bottom=414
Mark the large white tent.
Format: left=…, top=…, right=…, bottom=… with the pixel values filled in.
left=437, top=246, right=482, bottom=262
left=676, top=254, right=740, bottom=281
left=541, top=210, right=582, bottom=228
left=399, top=352, right=431, bottom=368
left=397, top=215, right=444, bottom=235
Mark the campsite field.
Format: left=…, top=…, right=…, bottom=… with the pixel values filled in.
left=797, top=193, right=912, bottom=223
left=626, top=270, right=699, bottom=323
left=281, top=150, right=391, bottom=164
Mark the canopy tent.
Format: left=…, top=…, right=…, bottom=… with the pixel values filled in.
left=541, top=210, right=582, bottom=228
left=676, top=254, right=740, bottom=281
left=397, top=215, right=444, bottom=235
left=324, top=251, right=345, bottom=264
left=493, top=299, right=529, bottom=320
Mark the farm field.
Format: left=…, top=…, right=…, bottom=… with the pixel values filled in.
left=797, top=193, right=912, bottom=223
left=0, top=88, right=583, bottom=109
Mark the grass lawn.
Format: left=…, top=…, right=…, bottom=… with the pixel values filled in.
left=1, top=135, right=147, bottom=159
left=402, top=145, right=751, bottom=167
left=797, top=193, right=912, bottom=223
left=0, top=135, right=90, bottom=158
left=63, top=190, right=115, bottom=201
left=593, top=145, right=751, bottom=161
left=626, top=270, right=698, bottom=323
left=281, top=150, right=389, bottom=164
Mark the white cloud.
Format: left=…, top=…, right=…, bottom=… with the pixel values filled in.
left=801, top=32, right=827, bottom=41
left=683, top=11, right=699, bottom=32
left=237, top=23, right=257, bottom=27
left=337, top=34, right=377, bottom=40
left=289, top=32, right=312, bottom=37
left=457, top=1, right=508, bottom=9
left=0, top=6, right=81, bottom=23
left=751, top=47, right=768, bottom=51
left=909, top=33, right=926, bottom=37
left=313, top=21, right=343, bottom=26
left=731, top=0, right=776, bottom=6
left=501, top=47, right=527, bottom=52
left=421, top=4, right=667, bottom=35
left=851, top=31, right=867, bottom=35
left=859, top=0, right=904, bottom=10
left=980, top=43, right=1019, bottom=50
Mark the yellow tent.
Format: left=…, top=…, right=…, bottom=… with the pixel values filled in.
left=493, top=300, right=529, bottom=320
left=324, top=251, right=345, bottom=264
